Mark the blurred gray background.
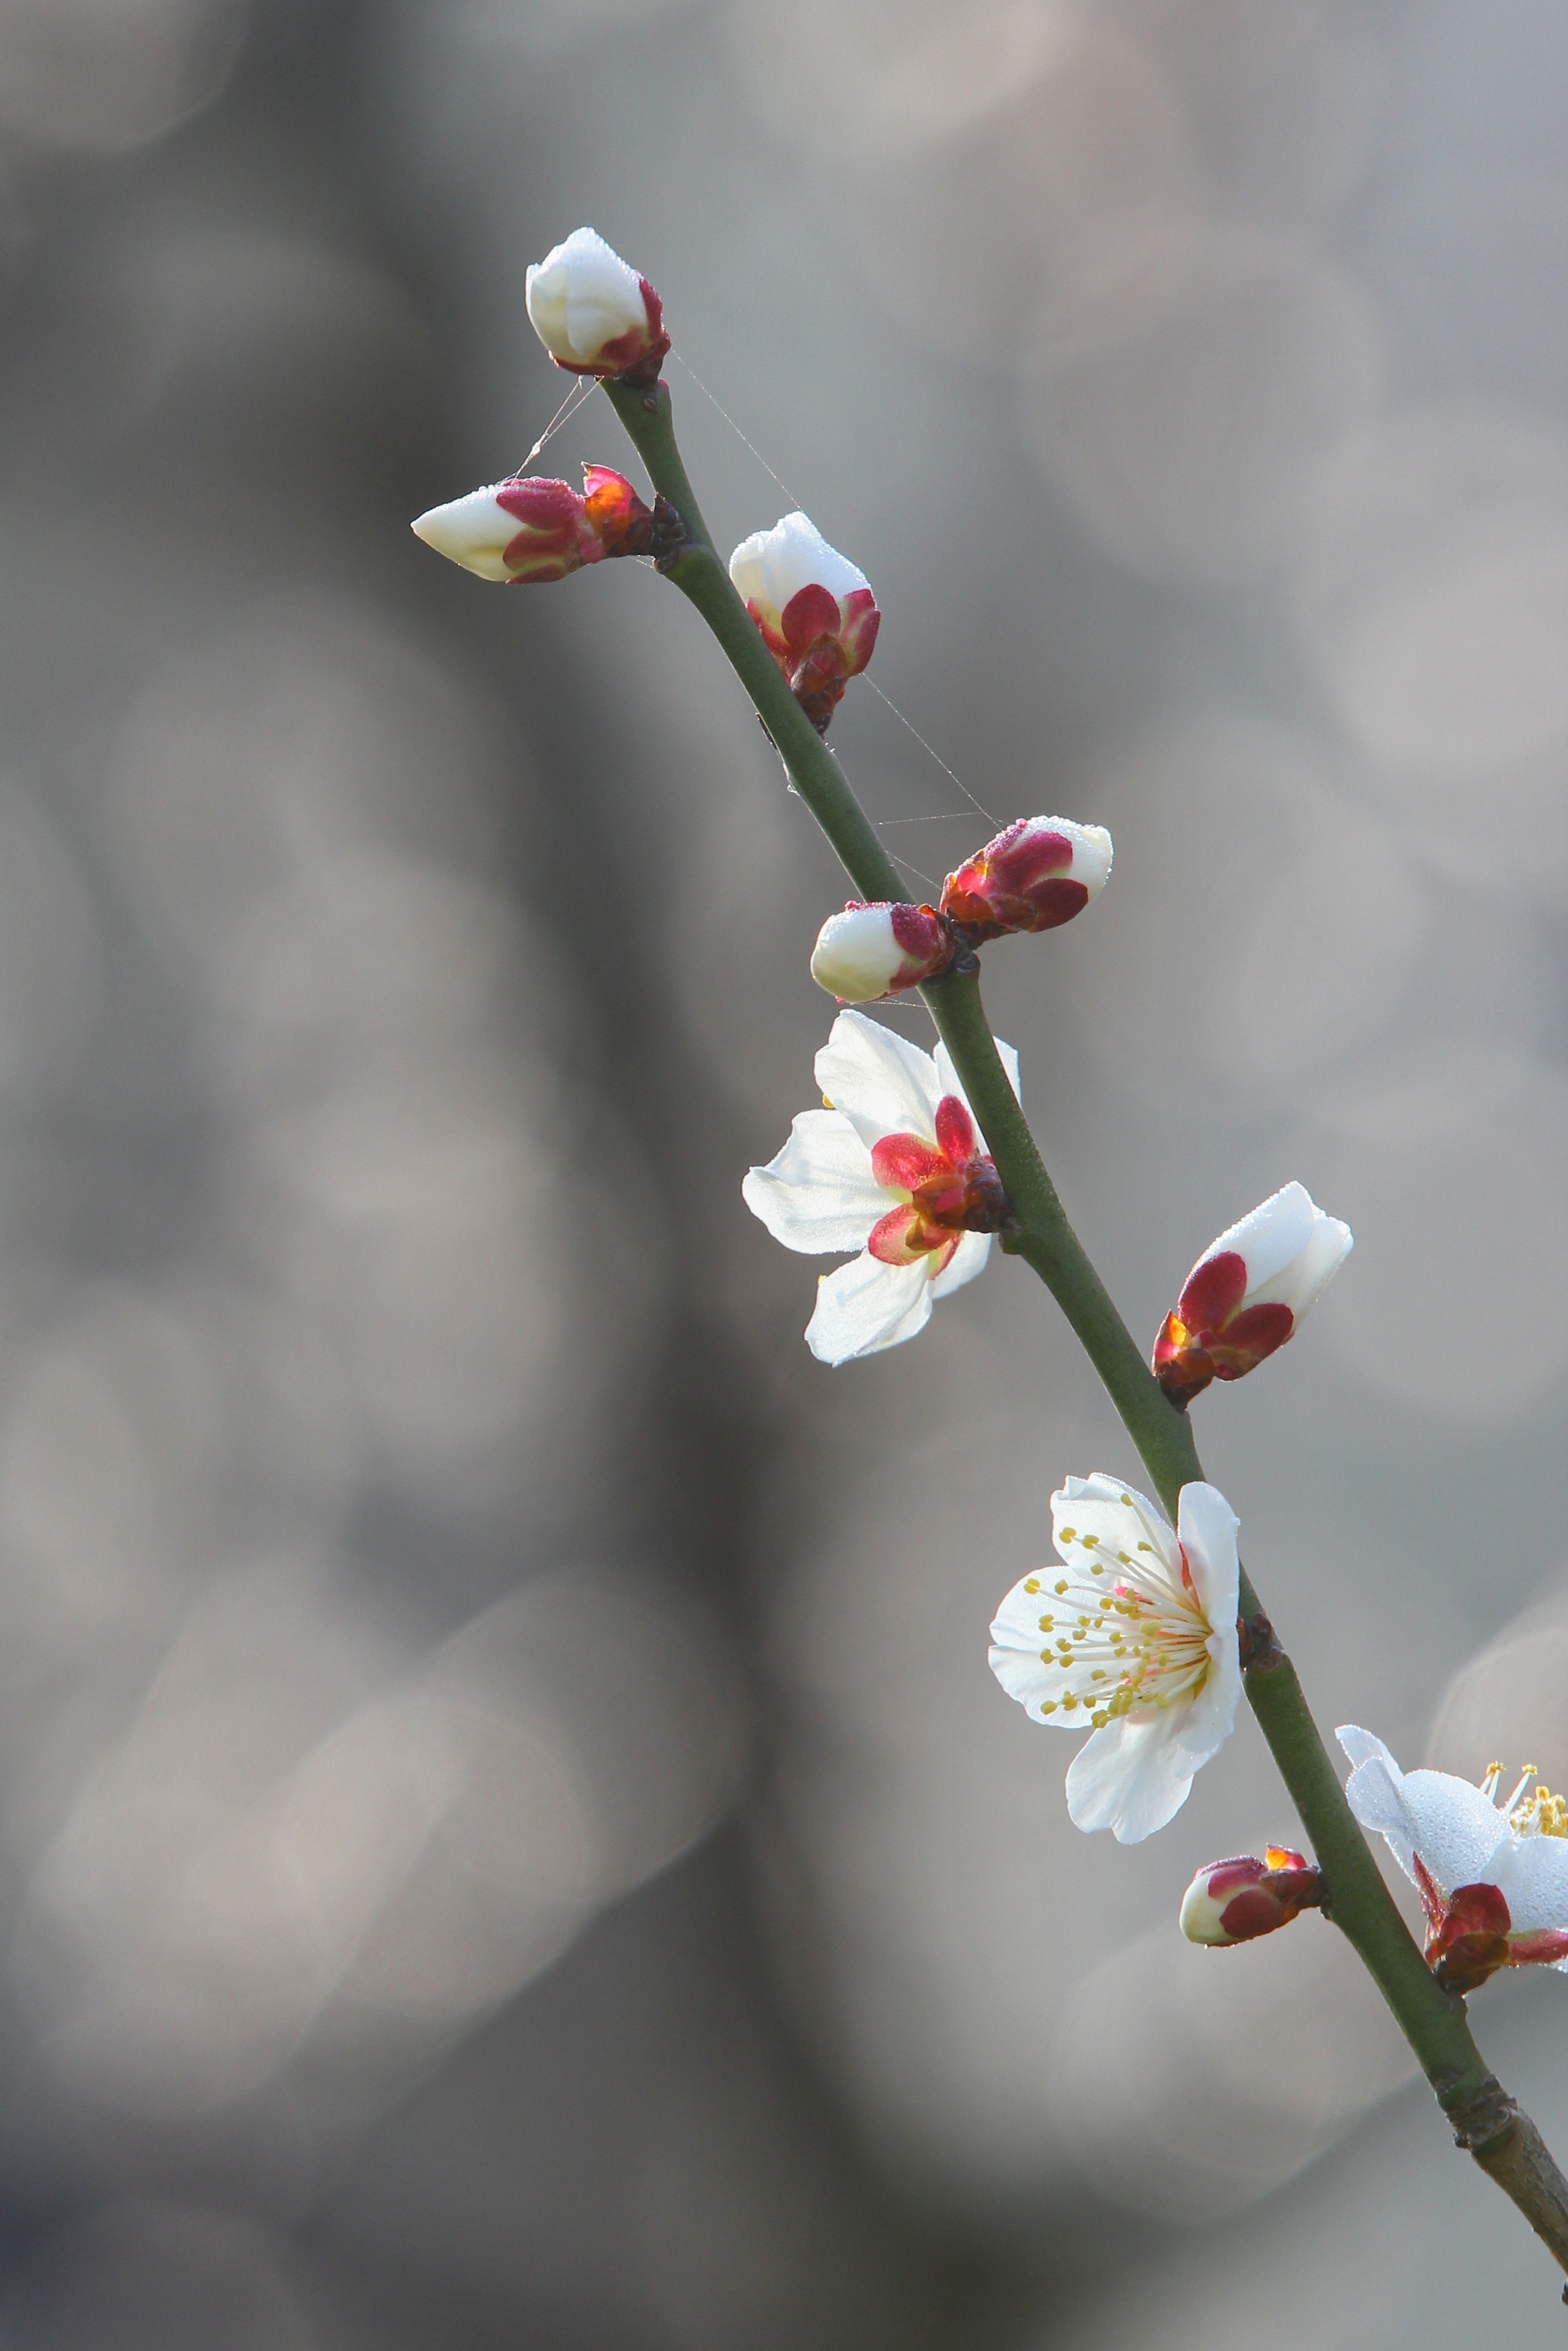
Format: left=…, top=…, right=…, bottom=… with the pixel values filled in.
left=0, top=0, right=1564, bottom=2341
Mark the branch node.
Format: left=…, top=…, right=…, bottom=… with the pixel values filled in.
left=1237, top=1609, right=1281, bottom=1673
left=1445, top=2075, right=1516, bottom=2151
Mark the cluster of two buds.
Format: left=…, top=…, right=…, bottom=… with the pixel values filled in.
left=810, top=815, right=1114, bottom=1003
left=413, top=229, right=677, bottom=587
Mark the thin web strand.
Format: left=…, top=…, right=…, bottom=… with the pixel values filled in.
left=512, top=375, right=598, bottom=474
left=887, top=849, right=942, bottom=893
left=670, top=351, right=802, bottom=509
left=671, top=346, right=997, bottom=841
left=871, top=811, right=989, bottom=827
left=863, top=677, right=997, bottom=826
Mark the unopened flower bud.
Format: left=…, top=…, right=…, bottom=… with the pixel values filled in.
left=412, top=465, right=652, bottom=584
left=809, top=902, right=955, bottom=1003
left=1180, top=1847, right=1323, bottom=1947
left=1153, top=1181, right=1352, bottom=1409
left=729, top=513, right=880, bottom=732
left=525, top=227, right=670, bottom=383
left=939, top=817, right=1112, bottom=942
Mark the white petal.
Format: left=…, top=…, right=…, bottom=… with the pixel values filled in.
left=748, top=510, right=869, bottom=609
left=1198, top=1181, right=1318, bottom=1295
left=1336, top=1724, right=1400, bottom=1777
left=1492, top=1836, right=1568, bottom=1936
left=1048, top=816, right=1114, bottom=899
left=523, top=258, right=568, bottom=354
left=928, top=1229, right=991, bottom=1300
left=410, top=484, right=515, bottom=581
left=933, top=1033, right=1021, bottom=1117
left=727, top=526, right=774, bottom=615
left=1342, top=1736, right=1513, bottom=1896
left=814, top=1009, right=939, bottom=1149
left=810, top=905, right=907, bottom=1003
left=1176, top=1620, right=1243, bottom=1772
left=1175, top=1480, right=1241, bottom=1633
left=1342, top=1744, right=1420, bottom=1881
left=1249, top=1205, right=1353, bottom=1319
left=555, top=227, right=645, bottom=363
left=1066, top=1715, right=1197, bottom=1843
left=1052, top=1473, right=1177, bottom=1586
left=741, top=1110, right=884, bottom=1255
left=989, top=1576, right=1079, bottom=1724
left=804, top=1253, right=931, bottom=1364
left=1395, top=1770, right=1514, bottom=1894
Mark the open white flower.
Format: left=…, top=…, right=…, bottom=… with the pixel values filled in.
left=989, top=1475, right=1242, bottom=1843
left=1339, top=1727, right=1568, bottom=1991
left=742, top=1009, right=1018, bottom=1364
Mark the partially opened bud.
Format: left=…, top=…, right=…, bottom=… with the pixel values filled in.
left=809, top=902, right=954, bottom=1003
left=525, top=227, right=670, bottom=382
left=412, top=466, right=652, bottom=584
left=939, top=817, right=1112, bottom=942
left=1180, top=1848, right=1323, bottom=1947
left=1153, top=1181, right=1352, bottom=1408
left=729, top=513, right=880, bottom=731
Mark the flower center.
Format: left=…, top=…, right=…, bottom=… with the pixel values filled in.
left=865, top=1096, right=1012, bottom=1267
left=1485, top=1764, right=1568, bottom=1837
left=1028, top=1497, right=1214, bottom=1730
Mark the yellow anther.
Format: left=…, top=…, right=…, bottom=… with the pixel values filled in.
left=1090, top=1564, right=1105, bottom=1576
left=1024, top=1578, right=1041, bottom=1594
left=1062, top=1693, right=1078, bottom=1711
left=1040, top=1700, right=1058, bottom=1716
left=1055, top=1579, right=1069, bottom=1595
left=1120, top=1493, right=1132, bottom=1504
left=1059, top=1528, right=1077, bottom=1543
left=1091, top=1711, right=1109, bottom=1729
left=1091, top=1671, right=1106, bottom=1682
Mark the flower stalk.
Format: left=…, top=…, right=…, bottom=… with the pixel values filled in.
left=599, top=367, right=1568, bottom=2283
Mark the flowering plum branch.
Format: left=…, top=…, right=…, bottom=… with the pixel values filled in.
left=412, top=227, right=1568, bottom=2291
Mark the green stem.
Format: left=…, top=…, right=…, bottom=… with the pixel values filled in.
left=604, top=380, right=905, bottom=906
left=600, top=370, right=1568, bottom=2278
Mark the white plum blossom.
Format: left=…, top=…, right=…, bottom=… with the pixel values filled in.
left=989, top=1475, right=1242, bottom=1843
left=1153, top=1180, right=1352, bottom=1406
left=1339, top=1728, right=1568, bottom=1992
left=524, top=227, right=669, bottom=379
left=742, top=1009, right=1017, bottom=1364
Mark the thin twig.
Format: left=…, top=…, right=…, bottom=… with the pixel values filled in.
left=600, top=370, right=1568, bottom=2290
